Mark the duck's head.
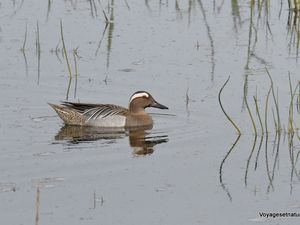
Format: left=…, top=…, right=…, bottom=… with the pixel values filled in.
left=129, top=91, right=168, bottom=114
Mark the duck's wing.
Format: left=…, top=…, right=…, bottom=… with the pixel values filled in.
left=62, top=102, right=104, bottom=113
left=62, top=102, right=129, bottom=121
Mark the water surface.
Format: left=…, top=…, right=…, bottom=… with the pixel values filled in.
left=1, top=1, right=300, bottom=225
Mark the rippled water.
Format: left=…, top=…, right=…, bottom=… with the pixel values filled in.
left=1, top=1, right=300, bottom=225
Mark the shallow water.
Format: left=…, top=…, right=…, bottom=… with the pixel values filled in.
left=1, top=1, right=300, bottom=224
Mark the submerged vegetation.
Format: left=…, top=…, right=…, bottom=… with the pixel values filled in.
left=219, top=69, right=300, bottom=199
left=218, top=0, right=300, bottom=200
left=218, top=76, right=241, bottom=135
left=60, top=20, right=72, bottom=79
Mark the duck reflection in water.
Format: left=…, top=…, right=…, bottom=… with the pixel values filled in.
left=54, top=125, right=168, bottom=156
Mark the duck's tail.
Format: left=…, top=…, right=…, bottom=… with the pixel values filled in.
left=48, top=103, right=83, bottom=125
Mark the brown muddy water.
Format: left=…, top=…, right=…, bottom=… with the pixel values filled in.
left=1, top=1, right=300, bottom=225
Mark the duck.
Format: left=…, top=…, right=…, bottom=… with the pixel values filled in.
left=49, top=91, right=168, bottom=128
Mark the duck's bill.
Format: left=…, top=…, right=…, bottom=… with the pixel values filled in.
left=151, top=101, right=169, bottom=110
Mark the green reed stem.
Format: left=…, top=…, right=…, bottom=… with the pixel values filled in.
left=218, top=76, right=241, bottom=135
left=297, top=81, right=300, bottom=112
left=288, top=73, right=294, bottom=134
left=272, top=108, right=278, bottom=132
left=289, top=72, right=293, bottom=98
left=253, top=96, right=264, bottom=135
left=288, top=79, right=299, bottom=134
left=98, top=0, right=109, bottom=23
left=66, top=77, right=72, bottom=100
left=73, top=49, right=78, bottom=76
left=60, top=20, right=72, bottom=78
left=294, top=0, right=298, bottom=11
left=265, top=67, right=281, bottom=133
left=73, top=49, right=78, bottom=98
left=244, top=134, right=257, bottom=187
left=243, top=80, right=257, bottom=136
left=264, top=87, right=271, bottom=134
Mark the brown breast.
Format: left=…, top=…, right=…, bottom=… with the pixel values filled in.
left=125, top=114, right=153, bottom=128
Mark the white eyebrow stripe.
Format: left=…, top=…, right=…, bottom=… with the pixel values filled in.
left=129, top=92, right=149, bottom=103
